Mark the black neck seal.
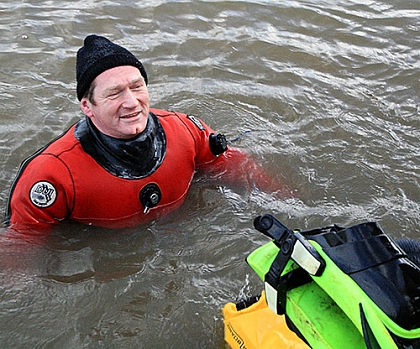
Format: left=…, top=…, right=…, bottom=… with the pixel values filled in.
left=74, top=112, right=166, bottom=179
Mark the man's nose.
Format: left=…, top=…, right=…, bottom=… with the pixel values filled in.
left=122, top=89, right=138, bottom=107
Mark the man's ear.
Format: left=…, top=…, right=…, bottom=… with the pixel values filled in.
left=80, top=98, right=94, bottom=118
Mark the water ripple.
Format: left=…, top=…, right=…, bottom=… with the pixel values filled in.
left=0, top=0, right=419, bottom=347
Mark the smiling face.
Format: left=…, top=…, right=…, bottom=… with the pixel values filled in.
left=80, top=65, right=150, bottom=139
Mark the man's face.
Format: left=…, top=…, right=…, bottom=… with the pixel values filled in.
left=80, top=65, right=150, bottom=139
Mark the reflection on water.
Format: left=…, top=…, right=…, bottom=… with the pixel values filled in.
left=0, top=0, right=419, bottom=347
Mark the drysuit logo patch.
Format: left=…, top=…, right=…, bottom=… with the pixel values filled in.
left=30, top=181, right=57, bottom=208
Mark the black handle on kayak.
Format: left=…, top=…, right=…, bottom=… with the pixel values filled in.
left=254, top=214, right=294, bottom=244
left=254, top=214, right=325, bottom=277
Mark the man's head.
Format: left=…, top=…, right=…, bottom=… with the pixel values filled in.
left=76, top=35, right=148, bottom=101
left=77, top=35, right=150, bottom=139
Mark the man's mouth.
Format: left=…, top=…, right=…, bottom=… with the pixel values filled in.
left=120, top=111, right=141, bottom=119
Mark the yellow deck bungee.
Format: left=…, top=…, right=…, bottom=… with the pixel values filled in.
left=223, top=290, right=309, bottom=349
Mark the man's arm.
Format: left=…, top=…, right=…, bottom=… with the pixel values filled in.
left=198, top=146, right=293, bottom=197
left=180, top=113, right=293, bottom=197
left=6, top=154, right=74, bottom=234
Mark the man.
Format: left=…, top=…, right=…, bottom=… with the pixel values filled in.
left=5, top=35, right=285, bottom=234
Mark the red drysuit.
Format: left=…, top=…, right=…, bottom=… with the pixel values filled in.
left=6, top=109, right=282, bottom=233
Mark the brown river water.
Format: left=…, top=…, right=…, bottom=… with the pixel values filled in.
left=0, top=0, right=419, bottom=348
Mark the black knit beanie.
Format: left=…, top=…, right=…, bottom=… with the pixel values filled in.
left=76, top=35, right=148, bottom=101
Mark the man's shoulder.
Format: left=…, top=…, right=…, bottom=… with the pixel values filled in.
left=150, top=108, right=184, bottom=118
left=22, top=123, right=81, bottom=167
left=42, top=123, right=81, bottom=156
left=15, top=123, right=84, bottom=184
left=150, top=108, right=208, bottom=132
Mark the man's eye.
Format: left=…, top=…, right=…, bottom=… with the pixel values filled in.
left=108, top=91, right=121, bottom=98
